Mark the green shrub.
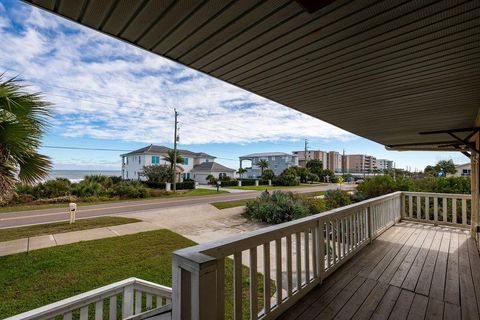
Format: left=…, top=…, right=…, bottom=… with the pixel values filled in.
left=356, top=175, right=397, bottom=199
left=261, top=169, right=275, bottom=180
left=73, top=181, right=107, bottom=198
left=238, top=179, right=256, bottom=186
left=410, top=176, right=470, bottom=194
left=109, top=181, right=149, bottom=199
left=272, top=168, right=300, bottom=186
left=244, top=191, right=310, bottom=224
left=324, top=189, right=351, bottom=210
left=218, top=180, right=238, bottom=187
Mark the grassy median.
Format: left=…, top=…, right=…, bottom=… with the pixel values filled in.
left=0, top=229, right=271, bottom=319
left=0, top=217, right=141, bottom=242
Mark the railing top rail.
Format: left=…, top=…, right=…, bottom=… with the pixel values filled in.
left=175, top=191, right=403, bottom=261
left=5, top=278, right=172, bottom=320
left=402, top=191, right=471, bottom=198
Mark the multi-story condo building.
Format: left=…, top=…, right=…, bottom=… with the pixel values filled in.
left=121, top=145, right=230, bottom=182
left=344, top=154, right=378, bottom=172
left=328, top=151, right=343, bottom=173
left=239, top=152, right=298, bottom=178
left=377, top=159, right=394, bottom=171
left=292, top=150, right=328, bottom=168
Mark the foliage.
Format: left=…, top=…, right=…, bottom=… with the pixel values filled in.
left=238, top=179, right=256, bottom=186
left=307, top=172, right=320, bottom=183
left=295, top=166, right=310, bottom=183
left=410, top=176, right=470, bottom=194
left=256, top=159, right=269, bottom=175
left=206, top=174, right=216, bottom=184
left=162, top=150, right=184, bottom=182
left=144, top=181, right=195, bottom=190
left=324, top=189, right=352, bottom=210
left=261, top=169, right=275, bottom=180
left=237, top=167, right=247, bottom=178
left=218, top=180, right=238, bottom=187
left=424, top=159, right=456, bottom=176
left=219, top=175, right=232, bottom=181
left=272, top=167, right=300, bottom=186
left=244, top=191, right=310, bottom=224
left=109, top=181, right=149, bottom=199
left=0, top=76, right=52, bottom=204
left=141, top=165, right=172, bottom=183
left=306, top=159, right=323, bottom=175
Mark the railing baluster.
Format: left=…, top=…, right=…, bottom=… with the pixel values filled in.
left=123, top=284, right=134, bottom=318
left=234, top=252, right=243, bottom=320
left=95, top=301, right=103, bottom=320
left=63, top=312, right=72, bottom=320
left=263, top=243, right=271, bottom=314
left=156, top=296, right=163, bottom=307
left=249, top=247, right=258, bottom=320
left=80, top=306, right=88, bottom=320
left=332, top=220, right=337, bottom=263
left=312, top=224, right=318, bottom=278
left=408, top=195, right=413, bottom=218
left=325, top=223, right=330, bottom=269
left=109, top=295, right=117, bottom=320
left=318, top=221, right=325, bottom=281
left=146, top=294, right=152, bottom=310
left=217, top=257, right=225, bottom=318
left=286, top=235, right=293, bottom=296
left=425, top=196, right=429, bottom=221
left=305, top=229, right=310, bottom=281
left=275, top=238, right=283, bottom=306
left=442, top=197, right=447, bottom=222
left=462, top=198, right=467, bottom=226
left=452, top=198, right=457, bottom=224
left=135, top=290, right=142, bottom=314
left=296, top=232, right=302, bottom=289
left=342, top=218, right=346, bottom=256
left=416, top=196, right=421, bottom=219
left=434, top=197, right=438, bottom=223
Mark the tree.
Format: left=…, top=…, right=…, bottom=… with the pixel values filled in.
left=141, top=165, right=171, bottom=183
left=237, top=167, right=247, bottom=178
left=261, top=169, right=275, bottom=180
left=206, top=174, right=216, bottom=185
left=423, top=160, right=456, bottom=176
left=256, top=159, right=269, bottom=175
left=162, top=150, right=184, bottom=182
left=0, top=76, right=52, bottom=204
left=306, top=159, right=323, bottom=175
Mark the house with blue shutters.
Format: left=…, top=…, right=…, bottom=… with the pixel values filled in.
left=120, top=145, right=216, bottom=181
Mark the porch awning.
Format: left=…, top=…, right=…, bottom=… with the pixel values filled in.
left=24, top=0, right=480, bottom=152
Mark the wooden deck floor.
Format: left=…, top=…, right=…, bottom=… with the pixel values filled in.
left=279, top=222, right=480, bottom=320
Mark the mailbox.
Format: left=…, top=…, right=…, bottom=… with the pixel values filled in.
left=69, top=202, right=77, bottom=224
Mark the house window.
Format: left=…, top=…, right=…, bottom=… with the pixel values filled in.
left=219, top=172, right=226, bottom=179
left=138, top=156, right=141, bottom=164
left=183, top=158, right=189, bottom=165
left=152, top=156, right=160, bottom=164
left=183, top=173, right=190, bottom=180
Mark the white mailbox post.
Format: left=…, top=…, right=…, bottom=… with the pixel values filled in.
left=69, top=202, right=77, bottom=224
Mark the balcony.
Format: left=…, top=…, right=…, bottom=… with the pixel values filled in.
left=7, top=192, right=479, bottom=320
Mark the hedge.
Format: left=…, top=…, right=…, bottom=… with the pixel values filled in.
left=143, top=181, right=195, bottom=190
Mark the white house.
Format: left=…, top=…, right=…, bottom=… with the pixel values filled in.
left=191, top=162, right=236, bottom=184
left=121, top=145, right=215, bottom=181
left=453, top=163, right=471, bottom=177
left=239, top=152, right=299, bottom=178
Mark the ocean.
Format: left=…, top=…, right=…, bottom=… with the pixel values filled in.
left=47, top=170, right=122, bottom=183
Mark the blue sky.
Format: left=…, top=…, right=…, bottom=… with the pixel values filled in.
left=0, top=0, right=467, bottom=171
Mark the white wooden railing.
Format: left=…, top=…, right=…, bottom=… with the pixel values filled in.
left=5, top=278, right=172, bottom=320
left=172, top=192, right=402, bottom=320
left=402, top=191, right=471, bottom=227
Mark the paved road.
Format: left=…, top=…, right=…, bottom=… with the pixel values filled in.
left=0, top=184, right=353, bottom=228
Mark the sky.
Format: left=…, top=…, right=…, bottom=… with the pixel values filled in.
left=0, top=0, right=468, bottom=171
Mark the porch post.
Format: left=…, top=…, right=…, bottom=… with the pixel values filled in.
left=471, top=133, right=480, bottom=244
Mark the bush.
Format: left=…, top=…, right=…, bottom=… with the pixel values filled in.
left=356, top=175, right=397, bottom=199
left=218, top=180, right=238, bottom=187
left=109, top=181, right=149, bottom=199
left=272, top=167, right=300, bottom=186
left=144, top=181, right=195, bottom=190
left=410, top=176, right=470, bottom=194
left=261, top=169, right=275, bottom=180
left=33, top=195, right=79, bottom=204
left=259, top=179, right=270, bottom=185
left=15, top=178, right=72, bottom=199
left=238, top=179, right=256, bottom=186
left=141, top=165, right=171, bottom=183
left=324, top=189, right=351, bottom=210
left=244, top=191, right=311, bottom=224
left=73, top=181, right=107, bottom=198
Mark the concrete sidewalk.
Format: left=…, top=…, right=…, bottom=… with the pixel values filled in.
left=0, top=221, right=159, bottom=257
left=0, top=204, right=260, bottom=257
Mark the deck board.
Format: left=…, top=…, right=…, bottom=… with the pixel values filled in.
left=281, top=222, right=480, bottom=320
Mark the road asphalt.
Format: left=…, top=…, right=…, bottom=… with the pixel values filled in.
left=0, top=184, right=354, bottom=229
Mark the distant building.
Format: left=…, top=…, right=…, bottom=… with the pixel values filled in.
left=344, top=154, right=378, bottom=173
left=239, top=152, right=298, bottom=178
left=191, top=162, right=236, bottom=184
left=452, top=163, right=471, bottom=177
left=328, top=151, right=343, bottom=173
left=121, top=145, right=231, bottom=182
left=293, top=150, right=328, bottom=168
left=377, top=159, right=394, bottom=171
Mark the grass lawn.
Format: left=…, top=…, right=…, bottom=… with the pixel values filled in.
left=0, top=217, right=141, bottom=242
left=0, top=188, right=228, bottom=214
left=0, top=229, right=270, bottom=319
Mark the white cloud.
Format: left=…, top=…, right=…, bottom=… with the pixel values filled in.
left=0, top=2, right=354, bottom=145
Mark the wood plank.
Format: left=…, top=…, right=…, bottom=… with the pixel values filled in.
left=296, top=232, right=302, bottom=290
left=425, top=298, right=444, bottom=320
left=311, top=276, right=366, bottom=320
left=389, top=289, right=415, bottom=320
left=443, top=302, right=460, bottom=320
left=467, top=236, right=480, bottom=315
left=249, top=247, right=258, bottom=320
left=370, top=285, right=402, bottom=320
left=444, top=231, right=459, bottom=306
left=429, top=230, right=451, bottom=301
left=457, top=232, right=479, bottom=319
left=276, top=238, right=283, bottom=307
left=263, top=243, right=271, bottom=314
left=352, top=282, right=389, bottom=320
left=389, top=227, right=431, bottom=287
left=402, top=228, right=437, bottom=291
left=333, top=278, right=378, bottom=320
left=375, top=226, right=424, bottom=283
left=415, top=230, right=444, bottom=295
left=109, top=295, right=117, bottom=320
left=286, top=235, right=293, bottom=296
left=233, top=252, right=243, bottom=320
left=407, top=294, right=428, bottom=320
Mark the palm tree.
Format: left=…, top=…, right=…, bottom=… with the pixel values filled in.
left=256, top=159, right=269, bottom=175
left=237, top=167, right=247, bottom=179
left=0, top=75, right=52, bottom=203
left=162, top=149, right=184, bottom=182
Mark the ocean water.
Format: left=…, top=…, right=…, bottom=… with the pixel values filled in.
left=47, top=170, right=122, bottom=183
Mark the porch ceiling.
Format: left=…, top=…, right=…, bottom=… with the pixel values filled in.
left=25, top=0, right=480, bottom=151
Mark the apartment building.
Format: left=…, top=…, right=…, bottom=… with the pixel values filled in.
left=328, top=151, right=343, bottom=173
left=292, top=150, right=328, bottom=168
left=344, top=154, right=377, bottom=172
left=377, top=159, right=394, bottom=171
left=239, top=152, right=298, bottom=178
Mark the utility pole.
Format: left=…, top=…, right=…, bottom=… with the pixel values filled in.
left=304, top=139, right=309, bottom=166
left=172, top=109, right=179, bottom=192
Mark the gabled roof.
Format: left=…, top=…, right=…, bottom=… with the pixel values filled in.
left=191, top=162, right=235, bottom=172
left=121, top=145, right=215, bottom=158
left=240, top=152, right=293, bottom=158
